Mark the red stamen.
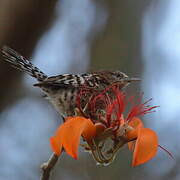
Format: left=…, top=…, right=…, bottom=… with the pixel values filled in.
left=106, top=99, right=119, bottom=127
left=77, top=84, right=158, bottom=131
left=76, top=87, right=92, bottom=118
left=126, top=98, right=159, bottom=122
left=113, top=87, right=126, bottom=118
left=105, top=87, right=126, bottom=128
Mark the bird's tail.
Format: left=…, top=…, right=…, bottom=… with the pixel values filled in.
left=1, top=46, right=48, bottom=81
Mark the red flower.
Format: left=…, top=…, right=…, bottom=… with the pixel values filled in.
left=50, top=84, right=170, bottom=166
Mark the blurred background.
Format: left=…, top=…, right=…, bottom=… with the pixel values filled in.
left=0, top=0, right=179, bottom=179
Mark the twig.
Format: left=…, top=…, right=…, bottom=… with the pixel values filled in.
left=40, top=153, right=59, bottom=180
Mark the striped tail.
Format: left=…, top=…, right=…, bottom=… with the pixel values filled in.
left=1, top=46, right=48, bottom=81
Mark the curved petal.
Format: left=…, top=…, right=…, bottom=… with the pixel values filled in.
left=127, top=117, right=144, bottom=151
left=126, top=128, right=138, bottom=141
left=50, top=116, right=96, bottom=159
left=128, top=117, right=144, bottom=129
left=50, top=136, right=63, bottom=155
left=132, top=128, right=158, bottom=166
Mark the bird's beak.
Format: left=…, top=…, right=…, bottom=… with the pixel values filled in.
left=122, top=77, right=141, bottom=83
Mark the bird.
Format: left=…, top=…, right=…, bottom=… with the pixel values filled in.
left=1, top=45, right=140, bottom=118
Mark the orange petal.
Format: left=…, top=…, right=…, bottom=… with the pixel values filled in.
left=126, top=128, right=138, bottom=141
left=128, top=117, right=144, bottom=129
left=127, top=117, right=144, bottom=151
left=50, top=136, right=63, bottom=155
left=50, top=116, right=96, bottom=159
left=132, top=128, right=158, bottom=166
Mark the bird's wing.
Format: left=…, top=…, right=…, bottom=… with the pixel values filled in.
left=33, top=73, right=95, bottom=88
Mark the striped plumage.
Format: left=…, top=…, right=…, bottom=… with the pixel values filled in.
left=1, top=46, right=140, bottom=118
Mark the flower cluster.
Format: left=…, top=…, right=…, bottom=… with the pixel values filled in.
left=50, top=85, right=169, bottom=166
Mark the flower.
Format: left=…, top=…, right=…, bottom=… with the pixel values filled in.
left=50, top=84, right=169, bottom=166
left=50, top=116, right=96, bottom=159
left=121, top=117, right=158, bottom=166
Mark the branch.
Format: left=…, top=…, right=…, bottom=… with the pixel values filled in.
left=40, top=153, right=59, bottom=180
